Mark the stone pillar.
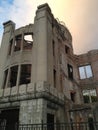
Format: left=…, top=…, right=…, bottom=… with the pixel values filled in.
left=32, top=4, right=49, bottom=83
left=19, top=99, right=47, bottom=124
left=0, top=21, right=15, bottom=88
left=16, top=65, right=21, bottom=87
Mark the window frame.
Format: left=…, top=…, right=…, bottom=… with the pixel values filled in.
left=82, top=89, right=97, bottom=103
left=79, top=64, right=93, bottom=79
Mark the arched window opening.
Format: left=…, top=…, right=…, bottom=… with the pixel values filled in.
left=19, top=64, right=31, bottom=85
left=10, top=65, right=18, bottom=87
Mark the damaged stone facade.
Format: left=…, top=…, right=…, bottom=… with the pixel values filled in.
left=0, top=3, right=98, bottom=126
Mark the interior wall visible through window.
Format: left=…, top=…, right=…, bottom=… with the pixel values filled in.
left=82, top=89, right=97, bottom=103
left=23, top=34, right=33, bottom=50
left=10, top=65, right=18, bottom=87
left=67, top=64, right=73, bottom=80
left=8, top=39, right=13, bottom=55
left=19, top=64, right=31, bottom=85
left=53, top=69, right=56, bottom=88
left=14, top=35, right=22, bottom=52
left=3, top=69, right=8, bottom=88
left=3, top=64, right=31, bottom=88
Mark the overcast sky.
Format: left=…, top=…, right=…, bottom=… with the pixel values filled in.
left=0, top=0, right=98, bottom=54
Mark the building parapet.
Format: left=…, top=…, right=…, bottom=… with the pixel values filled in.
left=0, top=81, right=65, bottom=108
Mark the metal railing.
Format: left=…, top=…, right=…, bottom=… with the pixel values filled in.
left=0, top=122, right=98, bottom=130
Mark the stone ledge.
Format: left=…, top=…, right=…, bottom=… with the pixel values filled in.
left=4, top=88, right=11, bottom=97
left=11, top=86, right=18, bottom=96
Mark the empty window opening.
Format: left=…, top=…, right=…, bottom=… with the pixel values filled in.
left=3, top=69, right=8, bottom=89
left=79, top=65, right=93, bottom=79
left=53, top=69, right=56, bottom=88
left=19, top=64, right=31, bottom=85
left=23, top=34, right=33, bottom=50
left=83, top=89, right=97, bottom=103
left=52, top=40, right=55, bottom=56
left=70, top=91, right=76, bottom=102
left=60, top=75, right=63, bottom=92
left=9, top=66, right=18, bottom=87
left=14, top=35, right=22, bottom=52
left=65, top=45, right=70, bottom=54
left=68, top=64, right=73, bottom=80
left=8, top=39, right=13, bottom=55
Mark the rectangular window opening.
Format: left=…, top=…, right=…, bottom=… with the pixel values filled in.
left=23, top=34, right=33, bottom=50
left=70, top=91, right=76, bottom=102
left=79, top=65, right=93, bottom=79
left=10, top=66, right=18, bottom=87
left=14, top=35, right=22, bottom=52
left=8, top=39, right=13, bottom=55
left=83, top=89, right=97, bottom=103
left=65, top=45, right=70, bottom=54
left=68, top=64, right=73, bottom=80
left=3, top=69, right=8, bottom=89
left=19, top=64, right=31, bottom=85
left=52, top=40, right=55, bottom=56
left=53, top=69, right=56, bottom=88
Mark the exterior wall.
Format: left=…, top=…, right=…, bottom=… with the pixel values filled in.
left=76, top=50, right=98, bottom=122
left=77, top=50, right=98, bottom=94
left=0, top=21, right=15, bottom=88
left=19, top=99, right=47, bottom=124
left=0, top=3, right=98, bottom=125
left=0, top=3, right=81, bottom=124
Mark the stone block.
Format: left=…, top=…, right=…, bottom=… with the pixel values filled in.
left=36, top=81, right=44, bottom=92
left=0, top=89, right=3, bottom=97
left=19, top=84, right=27, bottom=95
left=58, top=92, right=64, bottom=101
left=44, top=82, right=50, bottom=92
left=11, top=86, right=18, bottom=96
left=4, top=88, right=11, bottom=97
left=27, top=83, right=35, bottom=93
left=54, top=88, right=58, bottom=97
left=50, top=86, right=55, bottom=95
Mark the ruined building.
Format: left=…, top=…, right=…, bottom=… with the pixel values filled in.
left=0, top=3, right=98, bottom=127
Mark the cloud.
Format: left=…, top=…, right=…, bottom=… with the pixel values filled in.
left=0, top=0, right=36, bottom=45
left=66, top=0, right=98, bottom=54
left=0, top=0, right=98, bottom=54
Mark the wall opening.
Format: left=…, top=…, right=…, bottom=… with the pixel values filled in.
left=70, top=91, right=76, bottom=102
left=52, top=40, right=55, bottom=56
left=0, top=109, right=19, bottom=130
left=14, top=35, right=22, bottom=52
left=79, top=65, right=93, bottom=79
left=23, top=34, right=33, bottom=50
left=65, top=45, right=70, bottom=54
left=10, top=65, right=18, bottom=87
left=47, top=113, right=54, bottom=130
left=83, top=89, right=98, bottom=103
left=19, top=64, right=31, bottom=85
left=3, top=69, right=8, bottom=88
left=8, top=39, right=13, bottom=55
left=53, top=69, right=56, bottom=88
left=67, top=64, right=73, bottom=80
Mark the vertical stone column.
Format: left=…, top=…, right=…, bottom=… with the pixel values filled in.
left=16, top=65, right=21, bottom=87
left=19, top=99, right=47, bottom=124
left=5, top=68, right=10, bottom=88
left=32, top=4, right=49, bottom=83
left=0, top=21, right=15, bottom=88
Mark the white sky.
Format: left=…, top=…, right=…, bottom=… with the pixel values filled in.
left=0, top=0, right=98, bottom=54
